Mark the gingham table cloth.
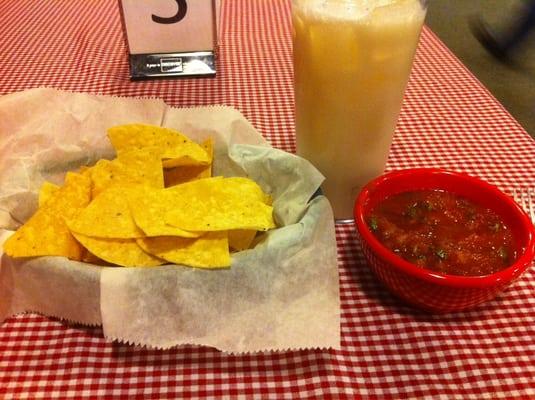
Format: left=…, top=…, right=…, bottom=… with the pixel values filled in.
left=1, top=1, right=534, bottom=399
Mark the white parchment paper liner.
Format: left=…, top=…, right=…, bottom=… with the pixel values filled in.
left=0, top=88, right=340, bottom=352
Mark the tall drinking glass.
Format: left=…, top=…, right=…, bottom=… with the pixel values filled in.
left=292, top=0, right=427, bottom=222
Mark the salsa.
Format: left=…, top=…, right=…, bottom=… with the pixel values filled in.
left=367, top=190, right=517, bottom=276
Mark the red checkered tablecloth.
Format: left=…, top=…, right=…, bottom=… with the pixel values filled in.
left=1, top=0, right=535, bottom=399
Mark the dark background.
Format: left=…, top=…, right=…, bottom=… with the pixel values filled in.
left=427, top=0, right=535, bottom=138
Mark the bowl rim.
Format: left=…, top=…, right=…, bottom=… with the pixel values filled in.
left=354, top=168, right=535, bottom=289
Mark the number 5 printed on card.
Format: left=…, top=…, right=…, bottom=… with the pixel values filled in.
left=152, top=0, right=188, bottom=24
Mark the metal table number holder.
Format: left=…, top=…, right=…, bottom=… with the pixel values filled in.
left=120, top=0, right=220, bottom=79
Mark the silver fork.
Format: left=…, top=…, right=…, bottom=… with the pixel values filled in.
left=513, top=188, right=535, bottom=223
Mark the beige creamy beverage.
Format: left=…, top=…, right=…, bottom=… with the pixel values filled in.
left=292, top=0, right=426, bottom=220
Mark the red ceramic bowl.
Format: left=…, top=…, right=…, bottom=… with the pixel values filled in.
left=354, top=168, right=535, bottom=313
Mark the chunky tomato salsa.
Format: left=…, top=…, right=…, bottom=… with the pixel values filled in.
left=367, top=190, right=517, bottom=276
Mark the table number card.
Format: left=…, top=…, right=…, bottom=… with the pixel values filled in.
left=120, top=0, right=220, bottom=79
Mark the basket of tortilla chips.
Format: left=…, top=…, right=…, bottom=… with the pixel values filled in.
left=0, top=89, right=339, bottom=352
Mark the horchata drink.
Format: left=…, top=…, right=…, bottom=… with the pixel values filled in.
left=292, top=0, right=427, bottom=221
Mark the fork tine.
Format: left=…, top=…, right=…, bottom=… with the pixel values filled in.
left=513, top=188, right=523, bottom=210
left=528, top=188, right=535, bottom=222
left=513, top=188, right=533, bottom=223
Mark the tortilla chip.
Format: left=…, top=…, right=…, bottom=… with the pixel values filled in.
left=107, top=124, right=210, bottom=167
left=163, top=177, right=276, bottom=232
left=68, top=186, right=145, bottom=239
left=128, top=187, right=201, bottom=238
left=72, top=232, right=164, bottom=267
left=81, top=248, right=109, bottom=265
left=89, top=147, right=164, bottom=198
left=169, top=176, right=272, bottom=205
left=38, top=181, right=60, bottom=207
left=4, top=172, right=91, bottom=260
left=164, top=138, right=214, bottom=187
left=137, top=232, right=230, bottom=268
left=228, top=229, right=257, bottom=252
left=78, top=165, right=91, bottom=175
